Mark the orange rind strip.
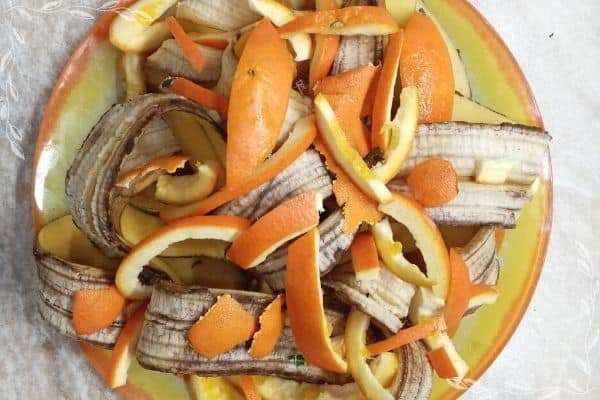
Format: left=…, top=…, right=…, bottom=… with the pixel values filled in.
left=167, top=77, right=229, bottom=118
left=444, top=248, right=472, bottom=336
left=116, top=216, right=251, bottom=299
left=379, top=193, right=451, bottom=299
left=367, top=317, right=446, bottom=356
left=279, top=6, right=399, bottom=36
left=165, top=16, right=206, bottom=72
left=106, top=303, right=148, bottom=388
left=227, top=19, right=296, bottom=187
left=308, top=0, right=340, bottom=91
left=116, top=155, right=190, bottom=190
left=371, top=31, right=403, bottom=152
left=350, top=231, right=380, bottom=281
left=227, top=191, right=322, bottom=269
left=286, top=228, right=347, bottom=373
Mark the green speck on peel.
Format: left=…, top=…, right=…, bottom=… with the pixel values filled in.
left=288, top=354, right=305, bottom=367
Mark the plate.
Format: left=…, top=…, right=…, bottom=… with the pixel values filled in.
left=31, top=1, right=552, bottom=399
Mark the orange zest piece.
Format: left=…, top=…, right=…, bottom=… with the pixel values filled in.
left=286, top=228, right=348, bottom=373
left=279, top=6, right=399, bottom=36
left=309, top=35, right=340, bottom=93
left=371, top=31, right=403, bottom=152
left=168, top=77, right=229, bottom=118
left=367, top=317, right=446, bottom=356
left=160, top=115, right=317, bottom=221
left=116, top=155, right=189, bottom=189
left=188, top=294, right=257, bottom=359
left=313, top=64, right=380, bottom=117
left=72, top=286, right=126, bottom=335
left=308, top=0, right=340, bottom=91
left=428, top=346, right=461, bottom=379
left=249, top=295, right=285, bottom=359
left=468, top=284, right=499, bottom=309
left=240, top=376, right=262, bottom=400
left=406, top=158, right=459, bottom=207
left=106, top=303, right=148, bottom=389
left=400, top=13, right=454, bottom=123
left=165, top=16, right=206, bottom=72
left=227, top=19, right=296, bottom=187
left=350, top=231, right=380, bottom=281
left=313, top=137, right=382, bottom=233
left=444, top=248, right=472, bottom=336
left=227, top=191, right=322, bottom=269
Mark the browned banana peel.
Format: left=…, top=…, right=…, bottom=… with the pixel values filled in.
left=136, top=282, right=350, bottom=384
left=396, top=122, right=551, bottom=185
left=36, top=252, right=126, bottom=348
left=66, top=94, right=219, bottom=258
left=389, top=180, right=533, bottom=228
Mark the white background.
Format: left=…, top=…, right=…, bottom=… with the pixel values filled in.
left=0, top=0, right=598, bottom=399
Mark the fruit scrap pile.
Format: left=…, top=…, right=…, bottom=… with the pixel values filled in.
left=35, top=0, right=551, bottom=399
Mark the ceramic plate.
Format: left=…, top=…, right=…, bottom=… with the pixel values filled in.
left=31, top=1, right=552, bottom=398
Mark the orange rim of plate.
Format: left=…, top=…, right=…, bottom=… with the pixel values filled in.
left=30, top=1, right=552, bottom=399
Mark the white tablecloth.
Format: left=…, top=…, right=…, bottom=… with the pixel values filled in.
left=0, top=0, right=598, bottom=398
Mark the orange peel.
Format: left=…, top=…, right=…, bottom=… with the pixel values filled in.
left=314, top=93, right=392, bottom=204
left=308, top=0, right=340, bottom=91
left=167, top=76, right=229, bottom=118
left=345, top=309, right=392, bottom=400
left=160, top=115, right=317, bottom=221
left=350, top=231, right=380, bottom=281
left=227, top=191, right=322, bottom=269
left=72, top=286, right=126, bottom=335
left=249, top=295, right=285, bottom=359
left=371, top=217, right=434, bottom=287
left=188, top=32, right=233, bottom=49
left=444, top=248, right=472, bottom=336
left=227, top=19, right=296, bottom=187
left=188, top=294, right=257, bottom=359
left=279, top=6, right=399, bottom=36
left=313, top=137, right=382, bottom=234
left=400, top=13, right=454, bottom=123
left=116, top=216, right=251, bottom=299
left=468, top=284, right=499, bottom=309
left=313, top=64, right=380, bottom=118
left=116, top=155, right=190, bottom=191
left=406, top=158, right=459, bottom=207
left=371, top=86, right=419, bottom=183
left=285, top=228, right=347, bottom=373
left=367, top=317, right=446, bottom=356
left=379, top=193, right=451, bottom=298
left=165, top=16, right=206, bottom=72
left=320, top=93, right=370, bottom=157
left=106, top=303, right=148, bottom=389
left=371, top=30, right=403, bottom=152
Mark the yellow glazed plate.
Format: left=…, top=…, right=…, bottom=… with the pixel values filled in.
left=31, top=1, right=551, bottom=399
